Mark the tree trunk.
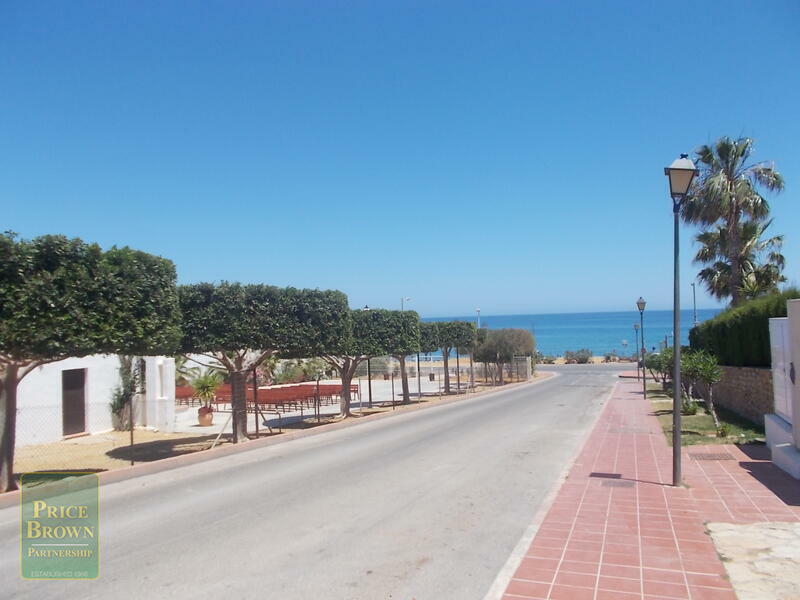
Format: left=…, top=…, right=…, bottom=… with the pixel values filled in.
left=230, top=370, right=249, bottom=443
left=497, top=362, right=505, bottom=385
left=442, top=347, right=451, bottom=394
left=729, top=206, right=743, bottom=306
left=707, top=386, right=721, bottom=432
left=340, top=364, right=354, bottom=417
left=0, top=365, right=20, bottom=492
left=455, top=348, right=461, bottom=393
left=469, top=354, right=474, bottom=389
left=397, top=356, right=410, bottom=404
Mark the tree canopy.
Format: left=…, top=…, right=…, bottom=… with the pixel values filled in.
left=681, top=136, right=785, bottom=306
left=179, top=282, right=349, bottom=439
left=0, top=233, right=181, bottom=361
left=322, top=309, right=420, bottom=413
left=0, top=232, right=181, bottom=492
left=694, top=218, right=785, bottom=301
left=437, top=321, right=477, bottom=350
left=474, top=328, right=534, bottom=364
left=179, top=283, right=349, bottom=361
left=419, top=321, right=440, bottom=354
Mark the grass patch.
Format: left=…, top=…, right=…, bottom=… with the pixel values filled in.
left=647, top=383, right=764, bottom=446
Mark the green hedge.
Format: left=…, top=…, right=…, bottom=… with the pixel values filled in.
left=689, top=288, right=800, bottom=367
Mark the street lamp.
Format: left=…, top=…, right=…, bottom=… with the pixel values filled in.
left=637, top=297, right=646, bottom=399
left=476, top=308, right=481, bottom=329
left=362, top=305, right=373, bottom=408
left=691, top=282, right=698, bottom=327
left=633, top=323, right=640, bottom=382
left=665, top=153, right=699, bottom=487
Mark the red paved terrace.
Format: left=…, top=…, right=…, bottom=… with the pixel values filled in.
left=500, top=379, right=800, bottom=600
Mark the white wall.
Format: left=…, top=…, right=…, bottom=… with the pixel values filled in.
left=137, top=356, right=175, bottom=433
left=15, top=354, right=176, bottom=447
left=16, top=355, right=120, bottom=447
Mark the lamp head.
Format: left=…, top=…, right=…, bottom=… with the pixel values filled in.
left=664, top=153, right=699, bottom=199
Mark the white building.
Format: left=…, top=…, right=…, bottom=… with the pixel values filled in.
left=767, top=299, right=800, bottom=478
left=15, top=355, right=176, bottom=447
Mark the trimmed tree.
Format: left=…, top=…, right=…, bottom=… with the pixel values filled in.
left=322, top=309, right=400, bottom=417
left=0, top=233, right=181, bottom=492
left=418, top=321, right=440, bottom=389
left=437, top=321, right=477, bottom=393
left=384, top=311, right=421, bottom=404
left=179, top=283, right=349, bottom=441
left=419, top=322, right=440, bottom=355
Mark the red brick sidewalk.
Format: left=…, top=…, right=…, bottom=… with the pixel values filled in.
left=500, top=379, right=800, bottom=600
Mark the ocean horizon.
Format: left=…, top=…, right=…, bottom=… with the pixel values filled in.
left=424, top=309, right=722, bottom=357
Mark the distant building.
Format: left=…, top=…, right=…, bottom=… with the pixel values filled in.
left=15, top=355, right=175, bottom=447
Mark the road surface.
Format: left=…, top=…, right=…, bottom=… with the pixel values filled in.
left=1, top=364, right=626, bottom=600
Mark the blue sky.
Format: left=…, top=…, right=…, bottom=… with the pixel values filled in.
left=2, top=1, right=798, bottom=317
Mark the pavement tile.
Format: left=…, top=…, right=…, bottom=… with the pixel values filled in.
left=505, top=579, right=551, bottom=598
left=559, top=560, right=600, bottom=575
left=554, top=571, right=597, bottom=589
left=600, top=563, right=641, bottom=579
left=686, top=586, right=738, bottom=600
left=498, top=379, right=800, bottom=600
left=598, top=575, right=642, bottom=594
left=548, top=584, right=595, bottom=600
left=642, top=580, right=689, bottom=598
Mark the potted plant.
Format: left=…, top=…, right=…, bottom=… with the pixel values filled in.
left=191, top=370, right=223, bottom=426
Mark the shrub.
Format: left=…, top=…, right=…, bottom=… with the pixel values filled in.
left=681, top=398, right=699, bottom=415
left=645, top=348, right=675, bottom=383
left=564, top=349, right=592, bottom=364
left=534, top=351, right=556, bottom=364
left=689, top=288, right=800, bottom=366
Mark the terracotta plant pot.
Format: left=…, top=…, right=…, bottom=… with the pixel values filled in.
left=198, top=407, right=214, bottom=427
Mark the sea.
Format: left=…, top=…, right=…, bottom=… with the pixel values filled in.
left=424, top=309, right=721, bottom=357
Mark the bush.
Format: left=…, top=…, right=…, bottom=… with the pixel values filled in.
left=534, top=351, right=556, bottom=364
left=564, top=349, right=592, bottom=364
left=689, top=288, right=800, bottom=366
left=645, top=347, right=675, bottom=382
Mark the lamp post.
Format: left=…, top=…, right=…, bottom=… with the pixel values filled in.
left=401, top=297, right=411, bottom=311
left=633, top=323, right=640, bottom=381
left=664, top=153, right=700, bottom=487
left=691, top=282, right=698, bottom=327
left=362, top=305, right=373, bottom=408
left=476, top=308, right=481, bottom=329
left=637, top=297, right=646, bottom=399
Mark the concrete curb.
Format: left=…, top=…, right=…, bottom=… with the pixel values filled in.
left=1, top=372, right=558, bottom=510
left=481, top=378, right=618, bottom=600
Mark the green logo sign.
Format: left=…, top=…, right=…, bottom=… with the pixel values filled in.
left=21, top=472, right=99, bottom=579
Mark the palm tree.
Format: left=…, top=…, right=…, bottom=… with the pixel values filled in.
left=175, top=355, right=200, bottom=386
left=682, top=137, right=784, bottom=306
left=694, top=219, right=785, bottom=301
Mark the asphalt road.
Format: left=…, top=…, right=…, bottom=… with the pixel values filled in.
left=0, top=364, right=626, bottom=600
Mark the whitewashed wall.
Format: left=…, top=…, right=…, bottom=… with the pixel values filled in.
left=136, top=356, right=175, bottom=433
left=16, top=355, right=120, bottom=446
left=15, top=355, right=175, bottom=447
